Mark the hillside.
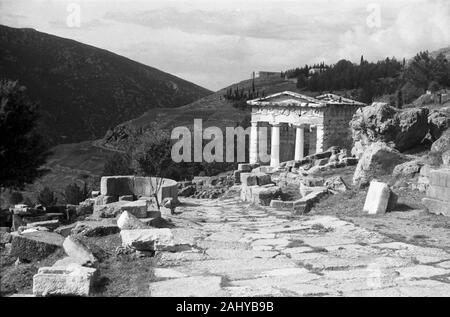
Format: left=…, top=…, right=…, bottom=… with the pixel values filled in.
left=100, top=75, right=320, bottom=151
left=430, top=46, right=450, bottom=59
left=0, top=25, right=211, bottom=145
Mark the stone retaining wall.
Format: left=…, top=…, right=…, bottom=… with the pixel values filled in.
left=100, top=176, right=178, bottom=203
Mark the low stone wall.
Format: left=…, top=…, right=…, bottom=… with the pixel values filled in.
left=100, top=176, right=178, bottom=203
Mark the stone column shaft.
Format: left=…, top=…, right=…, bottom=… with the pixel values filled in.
left=249, top=121, right=258, bottom=164
left=270, top=123, right=280, bottom=167
left=294, top=126, right=305, bottom=160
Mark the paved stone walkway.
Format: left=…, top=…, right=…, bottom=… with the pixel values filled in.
left=150, top=197, right=450, bottom=297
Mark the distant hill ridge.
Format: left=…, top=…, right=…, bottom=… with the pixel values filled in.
left=0, top=25, right=211, bottom=145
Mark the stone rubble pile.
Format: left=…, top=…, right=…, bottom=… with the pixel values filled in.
left=177, top=174, right=234, bottom=199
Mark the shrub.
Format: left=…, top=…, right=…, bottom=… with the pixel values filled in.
left=37, top=186, right=57, bottom=206
left=64, top=182, right=89, bottom=205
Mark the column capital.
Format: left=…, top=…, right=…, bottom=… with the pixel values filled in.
left=250, top=121, right=259, bottom=127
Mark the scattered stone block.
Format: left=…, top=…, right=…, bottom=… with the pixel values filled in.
left=91, top=191, right=100, bottom=198
left=315, top=158, right=329, bottom=166
left=237, top=163, right=252, bottom=172
left=27, top=219, right=60, bottom=231
left=270, top=200, right=294, bottom=210
left=299, top=184, right=328, bottom=197
left=10, top=231, right=64, bottom=261
left=92, top=201, right=128, bottom=218
left=293, top=189, right=329, bottom=214
left=254, top=172, right=272, bottom=186
left=117, top=211, right=148, bottom=230
left=55, top=223, right=77, bottom=237
left=363, top=181, right=396, bottom=215
left=20, top=226, right=49, bottom=234
left=119, top=195, right=134, bottom=202
left=95, top=195, right=118, bottom=205
left=340, top=157, right=358, bottom=166
left=120, top=200, right=148, bottom=218
left=63, top=236, right=97, bottom=267
left=324, top=176, right=349, bottom=193
left=422, top=197, right=450, bottom=216
left=120, top=228, right=175, bottom=251
left=240, top=173, right=257, bottom=186
left=33, top=264, right=97, bottom=297
left=300, top=176, right=324, bottom=187
left=179, top=185, right=196, bottom=197
left=71, top=220, right=119, bottom=237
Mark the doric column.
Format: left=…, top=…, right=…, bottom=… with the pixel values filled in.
left=294, top=125, right=305, bottom=160
left=316, top=124, right=324, bottom=153
left=270, top=123, right=280, bottom=167
left=249, top=121, right=258, bottom=164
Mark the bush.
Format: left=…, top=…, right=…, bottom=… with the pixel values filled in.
left=37, top=186, right=57, bottom=206
left=8, top=191, right=23, bottom=205
left=102, top=153, right=133, bottom=176
left=64, top=183, right=89, bottom=205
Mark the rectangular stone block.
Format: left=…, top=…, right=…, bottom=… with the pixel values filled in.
left=237, top=163, right=252, bottom=172
left=233, top=170, right=242, bottom=184
left=94, top=195, right=118, bottom=205
left=428, top=168, right=450, bottom=187
left=240, top=173, right=257, bottom=186
left=120, top=200, right=148, bottom=218
left=100, top=176, right=134, bottom=196
left=427, top=185, right=450, bottom=201
left=269, top=200, right=293, bottom=210
left=254, top=172, right=272, bottom=186
left=251, top=186, right=281, bottom=206
left=363, top=181, right=392, bottom=215
left=422, top=197, right=450, bottom=216
left=10, top=231, right=64, bottom=261
left=33, top=265, right=97, bottom=297
left=120, top=228, right=174, bottom=251
left=119, top=195, right=135, bottom=202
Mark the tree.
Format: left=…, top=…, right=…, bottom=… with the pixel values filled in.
left=37, top=186, right=57, bottom=206
left=64, top=182, right=88, bottom=205
left=8, top=191, right=24, bottom=205
left=0, top=80, right=51, bottom=189
left=102, top=153, right=134, bottom=176
left=131, top=126, right=173, bottom=210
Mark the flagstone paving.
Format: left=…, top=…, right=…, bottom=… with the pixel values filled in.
left=150, top=197, right=450, bottom=297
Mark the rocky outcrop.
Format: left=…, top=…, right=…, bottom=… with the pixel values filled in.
left=350, top=103, right=429, bottom=156
left=431, top=129, right=450, bottom=154
left=353, top=142, right=409, bottom=186
left=428, top=109, right=450, bottom=141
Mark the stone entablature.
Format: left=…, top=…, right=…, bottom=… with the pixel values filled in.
left=247, top=91, right=366, bottom=166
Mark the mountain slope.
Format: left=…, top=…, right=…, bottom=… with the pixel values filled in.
left=101, top=75, right=324, bottom=151
left=430, top=46, right=450, bottom=59
left=0, top=25, right=211, bottom=145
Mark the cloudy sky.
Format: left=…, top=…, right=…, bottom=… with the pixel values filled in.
left=1, top=0, right=449, bottom=91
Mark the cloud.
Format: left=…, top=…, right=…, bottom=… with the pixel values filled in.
left=103, top=6, right=354, bottom=40
left=335, top=0, right=450, bottom=62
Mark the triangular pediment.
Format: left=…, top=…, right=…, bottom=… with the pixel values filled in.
left=247, top=91, right=323, bottom=107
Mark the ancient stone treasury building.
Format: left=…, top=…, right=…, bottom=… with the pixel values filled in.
left=247, top=91, right=366, bottom=167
